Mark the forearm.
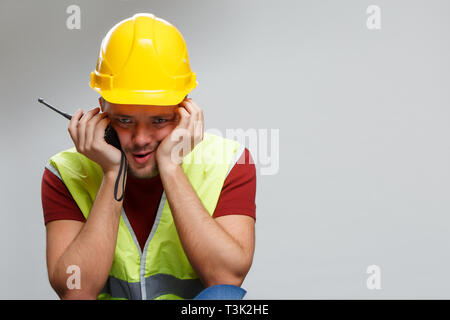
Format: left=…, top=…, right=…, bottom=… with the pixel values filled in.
left=51, top=171, right=125, bottom=299
left=159, top=165, right=251, bottom=287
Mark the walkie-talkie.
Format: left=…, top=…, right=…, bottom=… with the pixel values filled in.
left=37, top=98, right=122, bottom=150
left=38, top=98, right=127, bottom=202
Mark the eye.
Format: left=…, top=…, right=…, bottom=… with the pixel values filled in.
left=154, top=118, right=168, bottom=124
left=118, top=118, right=132, bottom=124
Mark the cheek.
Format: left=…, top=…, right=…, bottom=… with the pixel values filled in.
left=112, top=126, right=131, bottom=145
left=156, top=124, right=177, bottom=141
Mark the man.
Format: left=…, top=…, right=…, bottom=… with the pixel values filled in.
left=41, top=13, right=256, bottom=300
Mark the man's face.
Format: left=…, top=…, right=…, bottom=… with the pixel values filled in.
left=101, top=99, right=179, bottom=179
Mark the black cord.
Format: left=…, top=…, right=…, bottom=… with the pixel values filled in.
left=36, top=98, right=128, bottom=200
left=113, top=150, right=128, bottom=201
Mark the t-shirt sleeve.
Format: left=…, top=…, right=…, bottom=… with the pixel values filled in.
left=212, top=148, right=257, bottom=220
left=41, top=167, right=86, bottom=225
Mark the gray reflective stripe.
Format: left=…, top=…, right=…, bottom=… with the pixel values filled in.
left=100, top=273, right=203, bottom=300
left=146, top=273, right=204, bottom=300
left=104, top=191, right=204, bottom=300
left=45, top=161, right=62, bottom=180
left=226, top=144, right=245, bottom=177
left=100, top=275, right=141, bottom=300
left=119, top=191, right=168, bottom=299
left=140, top=191, right=166, bottom=299
left=121, top=208, right=142, bottom=255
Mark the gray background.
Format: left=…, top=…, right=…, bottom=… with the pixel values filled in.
left=0, top=0, right=449, bottom=299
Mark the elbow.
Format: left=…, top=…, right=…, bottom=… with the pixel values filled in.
left=51, top=282, right=98, bottom=300
left=203, top=273, right=244, bottom=288
left=52, top=281, right=99, bottom=300
left=202, top=262, right=252, bottom=288
left=198, top=249, right=254, bottom=288
left=49, top=275, right=98, bottom=300
left=59, top=290, right=98, bottom=300
left=48, top=264, right=102, bottom=300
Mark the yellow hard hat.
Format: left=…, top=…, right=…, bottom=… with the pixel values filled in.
left=90, top=13, right=197, bottom=105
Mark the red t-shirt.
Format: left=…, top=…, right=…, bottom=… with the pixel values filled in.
left=41, top=148, right=256, bottom=251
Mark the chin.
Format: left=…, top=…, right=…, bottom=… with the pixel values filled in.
left=128, top=164, right=159, bottom=179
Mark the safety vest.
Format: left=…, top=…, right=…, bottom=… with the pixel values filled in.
left=46, top=133, right=244, bottom=300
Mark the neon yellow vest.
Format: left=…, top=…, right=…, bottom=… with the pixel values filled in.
left=47, top=133, right=244, bottom=300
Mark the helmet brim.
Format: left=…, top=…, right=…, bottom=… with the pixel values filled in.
left=90, top=81, right=197, bottom=106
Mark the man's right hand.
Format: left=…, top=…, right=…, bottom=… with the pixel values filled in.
left=68, top=107, right=122, bottom=175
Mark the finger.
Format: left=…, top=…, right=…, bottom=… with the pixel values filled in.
left=177, top=107, right=190, bottom=129
left=78, top=107, right=100, bottom=151
left=192, top=101, right=204, bottom=125
left=179, top=102, right=197, bottom=129
left=68, top=109, right=83, bottom=146
left=181, top=100, right=203, bottom=141
left=85, top=112, right=108, bottom=149
left=183, top=100, right=204, bottom=141
left=175, top=107, right=193, bottom=146
left=190, top=99, right=204, bottom=124
left=186, top=99, right=204, bottom=136
left=182, top=105, right=203, bottom=148
left=93, top=116, right=111, bottom=145
left=79, top=107, right=100, bottom=124
left=185, top=98, right=199, bottom=111
left=180, top=99, right=199, bottom=121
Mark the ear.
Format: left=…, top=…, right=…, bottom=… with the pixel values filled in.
left=98, top=97, right=104, bottom=112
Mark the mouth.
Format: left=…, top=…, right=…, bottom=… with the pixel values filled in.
left=132, top=151, right=154, bottom=164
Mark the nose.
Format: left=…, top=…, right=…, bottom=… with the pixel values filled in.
left=131, top=122, right=156, bottom=149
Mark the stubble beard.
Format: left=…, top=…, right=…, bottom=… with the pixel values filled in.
left=127, top=159, right=160, bottom=179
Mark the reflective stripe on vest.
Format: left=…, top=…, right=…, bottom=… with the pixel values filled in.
left=100, top=273, right=204, bottom=300
left=48, top=133, right=243, bottom=299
